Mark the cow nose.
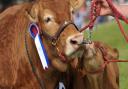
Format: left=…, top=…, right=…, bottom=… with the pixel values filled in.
left=70, top=33, right=84, bottom=45
left=65, top=33, right=84, bottom=56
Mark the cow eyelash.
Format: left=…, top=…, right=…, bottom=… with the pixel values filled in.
left=44, top=17, right=51, bottom=23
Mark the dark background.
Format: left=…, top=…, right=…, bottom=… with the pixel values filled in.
left=0, top=0, right=32, bottom=12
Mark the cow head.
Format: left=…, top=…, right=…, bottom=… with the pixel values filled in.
left=72, top=41, right=119, bottom=76
left=26, top=0, right=84, bottom=72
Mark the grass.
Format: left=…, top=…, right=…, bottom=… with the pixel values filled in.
left=84, top=20, right=128, bottom=89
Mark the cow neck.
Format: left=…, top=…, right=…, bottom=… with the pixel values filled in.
left=24, top=28, right=47, bottom=89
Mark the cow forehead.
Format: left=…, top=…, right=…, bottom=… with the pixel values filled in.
left=42, top=0, right=69, bottom=9
left=41, top=0, right=70, bottom=21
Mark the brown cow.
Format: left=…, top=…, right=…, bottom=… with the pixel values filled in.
left=70, top=41, right=119, bottom=89
left=0, top=0, right=84, bottom=89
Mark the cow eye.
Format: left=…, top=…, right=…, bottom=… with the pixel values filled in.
left=44, top=17, right=51, bottom=23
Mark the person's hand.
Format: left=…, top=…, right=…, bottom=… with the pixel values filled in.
left=96, top=0, right=112, bottom=16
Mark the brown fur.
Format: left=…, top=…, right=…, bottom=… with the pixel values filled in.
left=0, top=0, right=81, bottom=89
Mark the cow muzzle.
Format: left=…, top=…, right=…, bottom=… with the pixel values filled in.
left=65, top=33, right=84, bottom=56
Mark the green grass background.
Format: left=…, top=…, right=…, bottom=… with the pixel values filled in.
left=84, top=20, right=128, bottom=89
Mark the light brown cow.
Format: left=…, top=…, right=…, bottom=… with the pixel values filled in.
left=0, top=0, right=84, bottom=89
left=70, top=41, right=119, bottom=89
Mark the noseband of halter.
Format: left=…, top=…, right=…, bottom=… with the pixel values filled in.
left=40, top=21, right=79, bottom=46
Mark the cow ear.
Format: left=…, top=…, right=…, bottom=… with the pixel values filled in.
left=70, top=0, right=84, bottom=12
left=26, top=3, right=39, bottom=22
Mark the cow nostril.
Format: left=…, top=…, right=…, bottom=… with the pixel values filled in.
left=70, top=39, right=78, bottom=45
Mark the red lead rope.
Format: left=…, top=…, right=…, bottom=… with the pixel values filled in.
left=80, top=0, right=128, bottom=43
left=80, top=0, right=101, bottom=32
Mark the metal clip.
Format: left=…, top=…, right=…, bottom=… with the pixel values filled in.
left=87, top=29, right=93, bottom=41
left=52, top=40, right=57, bottom=46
